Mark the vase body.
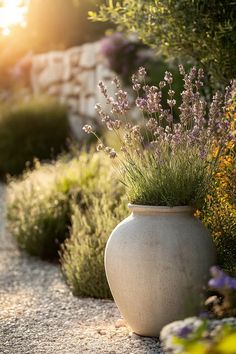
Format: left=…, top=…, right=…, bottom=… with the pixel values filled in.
left=105, top=204, right=215, bottom=337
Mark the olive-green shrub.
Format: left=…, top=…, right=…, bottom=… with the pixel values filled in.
left=6, top=153, right=112, bottom=260
left=201, top=100, right=236, bottom=275
left=7, top=160, right=71, bottom=259
left=0, top=96, right=70, bottom=177
left=60, top=166, right=128, bottom=299
left=92, top=0, right=236, bottom=85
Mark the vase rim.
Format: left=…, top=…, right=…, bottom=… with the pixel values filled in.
left=128, top=203, right=194, bottom=214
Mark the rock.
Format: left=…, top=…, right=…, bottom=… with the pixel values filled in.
left=78, top=94, right=88, bottom=116
left=61, top=82, right=73, bottom=97
left=71, top=67, right=82, bottom=80
left=31, top=54, right=48, bottom=74
left=71, top=85, right=81, bottom=98
left=95, top=63, right=114, bottom=83
left=47, top=85, right=61, bottom=96
left=69, top=50, right=81, bottom=67
left=80, top=43, right=96, bottom=69
left=97, top=329, right=107, bottom=335
left=129, top=332, right=142, bottom=340
left=77, top=70, right=96, bottom=96
left=115, top=319, right=127, bottom=329
left=62, top=54, right=72, bottom=81
left=30, top=40, right=117, bottom=138
left=48, top=52, right=64, bottom=83
left=67, top=98, right=78, bottom=114
left=85, top=95, right=96, bottom=117
left=68, top=114, right=85, bottom=139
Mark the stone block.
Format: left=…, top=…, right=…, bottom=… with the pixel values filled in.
left=61, top=82, right=73, bottom=97
left=80, top=43, right=96, bottom=69
left=47, top=84, right=61, bottom=96
left=67, top=98, right=79, bottom=114
left=85, top=95, right=96, bottom=117
left=68, top=114, right=86, bottom=140
left=62, top=54, right=72, bottom=81
left=77, top=70, right=96, bottom=96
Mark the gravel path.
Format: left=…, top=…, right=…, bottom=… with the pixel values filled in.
left=0, top=184, right=164, bottom=354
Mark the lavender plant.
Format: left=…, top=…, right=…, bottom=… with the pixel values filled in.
left=83, top=66, right=235, bottom=207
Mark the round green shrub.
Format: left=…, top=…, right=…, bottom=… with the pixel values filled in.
left=0, top=96, right=70, bottom=177
left=60, top=166, right=128, bottom=299
left=6, top=152, right=120, bottom=261
left=7, top=161, right=72, bottom=259
left=93, top=0, right=236, bottom=85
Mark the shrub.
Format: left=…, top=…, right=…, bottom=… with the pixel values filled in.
left=91, top=0, right=236, bottom=85
left=0, top=96, right=70, bottom=177
left=60, top=167, right=128, bottom=299
left=6, top=152, right=112, bottom=260
left=201, top=93, right=236, bottom=275
left=7, top=160, right=71, bottom=259
left=202, top=149, right=236, bottom=275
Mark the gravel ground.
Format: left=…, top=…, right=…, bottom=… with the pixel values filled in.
left=0, top=184, right=164, bottom=354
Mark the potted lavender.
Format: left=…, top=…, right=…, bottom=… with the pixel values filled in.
left=83, top=66, right=234, bottom=337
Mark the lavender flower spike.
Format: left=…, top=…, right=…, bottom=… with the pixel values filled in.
left=82, top=125, right=93, bottom=134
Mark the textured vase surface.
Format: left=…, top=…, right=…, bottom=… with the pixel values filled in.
left=105, top=204, right=216, bottom=337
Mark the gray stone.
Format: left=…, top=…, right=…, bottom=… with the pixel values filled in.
left=47, top=85, right=61, bottom=96
left=80, top=42, right=97, bottom=69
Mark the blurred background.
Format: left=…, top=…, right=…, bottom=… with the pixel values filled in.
left=0, top=0, right=188, bottom=177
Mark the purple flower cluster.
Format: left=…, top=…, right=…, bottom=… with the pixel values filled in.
left=208, top=266, right=236, bottom=290
left=83, top=65, right=235, bottom=167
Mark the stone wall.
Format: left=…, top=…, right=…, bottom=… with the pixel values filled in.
left=31, top=41, right=116, bottom=139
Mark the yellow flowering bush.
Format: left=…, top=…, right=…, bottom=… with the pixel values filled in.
left=202, top=90, right=236, bottom=275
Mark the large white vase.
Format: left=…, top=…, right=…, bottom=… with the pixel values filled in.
left=105, top=204, right=215, bottom=337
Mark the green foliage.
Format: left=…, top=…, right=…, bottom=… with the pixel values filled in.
left=6, top=149, right=127, bottom=288
left=201, top=97, right=236, bottom=275
left=61, top=166, right=127, bottom=299
left=7, top=163, right=71, bottom=259
left=6, top=152, right=113, bottom=259
left=88, top=67, right=231, bottom=208
left=91, top=0, right=236, bottom=85
left=123, top=146, right=208, bottom=208
left=0, top=96, right=70, bottom=177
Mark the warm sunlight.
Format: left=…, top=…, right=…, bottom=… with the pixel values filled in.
left=0, top=0, right=29, bottom=35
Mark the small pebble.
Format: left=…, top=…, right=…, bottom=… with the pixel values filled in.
left=115, top=318, right=127, bottom=328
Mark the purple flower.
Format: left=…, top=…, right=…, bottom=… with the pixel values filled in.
left=177, top=325, right=193, bottom=339
left=208, top=266, right=236, bottom=290
left=199, top=311, right=209, bottom=319
left=136, top=97, right=147, bottom=111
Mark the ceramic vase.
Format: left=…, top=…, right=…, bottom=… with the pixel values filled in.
left=105, top=204, right=215, bottom=336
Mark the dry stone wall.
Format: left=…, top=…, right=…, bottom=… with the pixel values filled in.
left=31, top=41, right=116, bottom=139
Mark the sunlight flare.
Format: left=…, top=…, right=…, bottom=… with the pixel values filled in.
left=0, top=0, right=29, bottom=35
